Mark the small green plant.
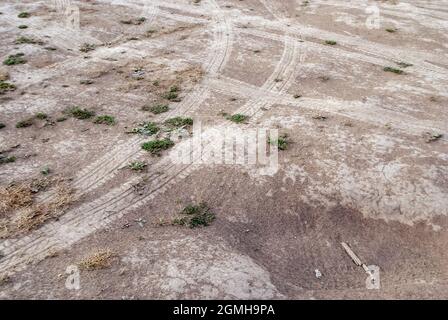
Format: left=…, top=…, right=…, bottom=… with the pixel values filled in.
left=0, top=81, right=16, bottom=94
left=41, top=166, right=50, bottom=175
left=35, top=112, right=48, bottom=120
left=386, top=28, right=397, bottom=33
left=227, top=114, right=248, bottom=123
left=128, top=161, right=147, bottom=171
left=146, top=104, right=169, bottom=114
left=18, top=12, right=30, bottom=18
left=141, top=138, right=174, bottom=154
left=15, top=36, right=42, bottom=45
left=80, top=79, right=94, bottom=85
left=0, top=155, right=16, bottom=164
left=18, top=25, right=28, bottom=29
left=383, top=66, right=404, bottom=74
left=3, top=53, right=26, bottom=66
left=79, top=43, right=96, bottom=53
left=146, top=28, right=157, bottom=36
left=70, top=107, right=95, bottom=119
left=132, top=121, right=159, bottom=136
left=174, top=203, right=215, bottom=228
left=163, top=91, right=179, bottom=101
left=164, top=117, right=193, bottom=128
left=325, top=40, right=337, bottom=45
left=396, top=62, right=413, bottom=68
left=269, top=134, right=289, bottom=150
left=94, top=115, right=116, bottom=125
left=182, top=204, right=203, bottom=215
left=16, top=118, right=33, bottom=128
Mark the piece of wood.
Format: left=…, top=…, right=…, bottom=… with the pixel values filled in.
left=341, top=242, right=363, bottom=266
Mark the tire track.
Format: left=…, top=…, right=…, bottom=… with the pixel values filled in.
left=0, top=0, right=301, bottom=276
left=71, top=0, right=234, bottom=195
left=0, top=0, right=235, bottom=274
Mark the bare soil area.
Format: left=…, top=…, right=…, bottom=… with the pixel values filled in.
left=0, top=0, right=447, bottom=299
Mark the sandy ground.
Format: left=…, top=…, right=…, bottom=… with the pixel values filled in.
left=0, top=0, right=447, bottom=299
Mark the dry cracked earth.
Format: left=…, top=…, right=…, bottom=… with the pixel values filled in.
left=0, top=0, right=447, bottom=299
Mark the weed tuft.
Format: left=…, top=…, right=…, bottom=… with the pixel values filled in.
left=132, top=121, right=159, bottom=136
left=3, top=53, right=26, bottom=66
left=226, top=114, right=248, bottom=123
left=35, top=112, right=48, bottom=120
left=174, top=203, right=215, bottom=228
left=70, top=107, right=95, bottom=120
left=128, top=161, right=147, bottom=171
left=79, top=43, right=96, bottom=53
left=78, top=249, right=115, bottom=270
left=18, top=12, right=30, bottom=18
left=164, top=117, right=193, bottom=128
left=141, top=138, right=174, bottom=154
left=269, top=134, right=289, bottom=150
left=0, top=81, right=16, bottom=94
left=383, top=66, right=404, bottom=74
left=94, top=115, right=116, bottom=125
left=144, top=104, right=169, bottom=114
left=16, top=118, right=34, bottom=128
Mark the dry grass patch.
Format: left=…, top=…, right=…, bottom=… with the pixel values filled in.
left=78, top=249, right=116, bottom=270
left=0, top=178, right=75, bottom=238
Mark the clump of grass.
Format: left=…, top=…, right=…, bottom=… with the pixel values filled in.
left=0, top=155, right=16, bottom=164
left=79, top=79, right=94, bottom=85
left=79, top=43, right=96, bottom=53
left=0, top=274, right=11, bottom=285
left=120, top=17, right=146, bottom=25
left=312, top=114, right=328, bottom=120
left=35, top=112, right=48, bottom=120
left=146, top=28, right=157, bottom=36
left=141, top=138, right=174, bottom=154
left=14, top=36, right=43, bottom=45
left=173, top=203, right=215, bottom=228
left=0, top=183, right=34, bottom=214
left=132, top=121, right=159, bottom=136
left=325, top=40, right=337, bottom=45
left=0, top=179, right=75, bottom=236
left=128, top=161, right=146, bottom=171
left=3, top=53, right=26, bottom=66
left=146, top=104, right=169, bottom=114
left=70, top=107, right=95, bottom=119
left=78, top=249, right=115, bottom=270
left=226, top=114, right=248, bottom=123
left=163, top=91, right=179, bottom=101
left=94, top=115, right=116, bottom=125
left=164, top=117, right=193, bottom=128
left=16, top=118, right=34, bottom=128
left=0, top=81, right=16, bottom=94
left=385, top=28, right=397, bottom=33
left=162, top=86, right=181, bottom=101
left=18, top=12, right=30, bottom=18
left=396, top=62, right=413, bottom=68
left=268, top=134, right=289, bottom=150
left=40, top=167, right=50, bottom=175
left=383, top=66, right=404, bottom=74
